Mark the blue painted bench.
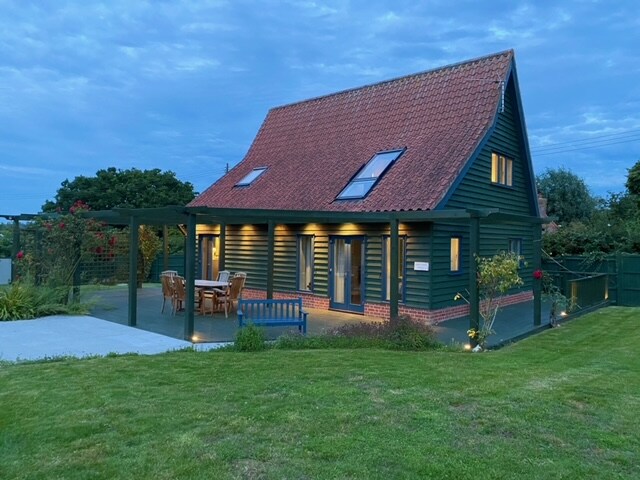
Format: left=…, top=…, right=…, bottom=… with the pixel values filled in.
left=238, top=298, right=308, bottom=334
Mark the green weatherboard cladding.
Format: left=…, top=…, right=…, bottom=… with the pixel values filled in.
left=216, top=223, right=433, bottom=310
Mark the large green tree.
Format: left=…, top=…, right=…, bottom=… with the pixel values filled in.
left=43, top=168, right=196, bottom=212
left=626, top=159, right=640, bottom=196
left=536, top=167, right=597, bottom=224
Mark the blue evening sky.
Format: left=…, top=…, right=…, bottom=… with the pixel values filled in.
left=1, top=0, right=638, bottom=214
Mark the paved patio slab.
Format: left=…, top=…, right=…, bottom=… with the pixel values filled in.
left=0, top=315, right=221, bottom=363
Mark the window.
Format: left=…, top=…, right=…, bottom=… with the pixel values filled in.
left=298, top=235, right=314, bottom=291
left=383, top=236, right=406, bottom=302
left=337, top=149, right=405, bottom=200
left=450, top=237, right=461, bottom=272
left=235, top=167, right=267, bottom=187
left=491, top=153, right=513, bottom=186
left=509, top=238, right=524, bottom=267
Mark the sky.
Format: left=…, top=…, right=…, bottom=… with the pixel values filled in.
left=1, top=0, right=639, bottom=215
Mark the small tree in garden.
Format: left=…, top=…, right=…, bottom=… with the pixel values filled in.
left=455, top=252, right=523, bottom=348
left=137, top=225, right=162, bottom=287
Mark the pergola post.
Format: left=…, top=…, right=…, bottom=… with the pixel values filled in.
left=163, top=225, right=169, bottom=273
left=184, top=213, right=197, bottom=340
left=532, top=223, right=542, bottom=326
left=389, top=216, right=400, bottom=321
left=128, top=216, right=139, bottom=327
left=468, top=215, right=481, bottom=345
left=11, top=218, right=20, bottom=283
left=266, top=220, right=275, bottom=299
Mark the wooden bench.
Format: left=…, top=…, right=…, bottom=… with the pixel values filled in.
left=237, top=298, right=308, bottom=334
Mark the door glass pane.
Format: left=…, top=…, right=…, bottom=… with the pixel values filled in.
left=350, top=239, right=362, bottom=305
left=334, top=239, right=346, bottom=304
left=212, top=236, right=219, bottom=280
left=200, top=236, right=219, bottom=280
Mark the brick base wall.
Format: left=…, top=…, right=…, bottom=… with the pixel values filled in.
left=242, top=288, right=331, bottom=310
left=242, top=288, right=533, bottom=325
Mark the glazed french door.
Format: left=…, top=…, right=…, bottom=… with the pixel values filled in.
left=199, top=235, right=220, bottom=280
left=330, top=236, right=364, bottom=312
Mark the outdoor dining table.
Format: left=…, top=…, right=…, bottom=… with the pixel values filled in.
left=194, top=279, right=229, bottom=289
left=194, top=279, right=231, bottom=315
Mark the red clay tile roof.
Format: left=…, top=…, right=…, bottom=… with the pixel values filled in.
left=190, top=50, right=514, bottom=212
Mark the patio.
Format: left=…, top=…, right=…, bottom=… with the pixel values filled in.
left=87, top=284, right=552, bottom=347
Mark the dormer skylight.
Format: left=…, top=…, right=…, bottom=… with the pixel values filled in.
left=235, top=167, right=267, bottom=187
left=336, top=149, right=405, bottom=200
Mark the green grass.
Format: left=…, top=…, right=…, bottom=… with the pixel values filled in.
left=1, top=307, right=639, bottom=479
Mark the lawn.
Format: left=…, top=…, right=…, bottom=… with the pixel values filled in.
left=1, top=307, right=639, bottom=479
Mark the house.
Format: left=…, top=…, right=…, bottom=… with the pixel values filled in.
left=188, top=50, right=542, bottom=325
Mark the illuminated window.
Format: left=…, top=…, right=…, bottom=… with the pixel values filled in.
left=235, top=167, right=267, bottom=187
left=298, top=235, right=314, bottom=291
left=491, top=153, right=513, bottom=186
left=450, top=237, right=461, bottom=272
left=337, top=149, right=405, bottom=200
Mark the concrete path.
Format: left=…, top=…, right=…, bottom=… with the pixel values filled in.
left=0, top=315, right=221, bottom=363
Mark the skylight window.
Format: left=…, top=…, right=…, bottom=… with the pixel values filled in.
left=235, top=167, right=267, bottom=187
left=337, top=149, right=404, bottom=200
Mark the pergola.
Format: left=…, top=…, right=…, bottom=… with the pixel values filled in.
left=75, top=205, right=545, bottom=342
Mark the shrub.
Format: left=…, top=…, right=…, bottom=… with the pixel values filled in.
left=274, top=315, right=440, bottom=351
left=0, top=283, right=90, bottom=321
left=234, top=324, right=267, bottom=352
left=0, top=284, right=36, bottom=320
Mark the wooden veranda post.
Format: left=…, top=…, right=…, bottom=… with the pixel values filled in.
left=163, top=225, right=169, bottom=273
left=127, top=216, right=139, bottom=327
left=389, top=216, right=400, bottom=321
left=266, top=220, right=275, bottom=299
left=468, top=214, right=481, bottom=346
left=184, top=213, right=196, bottom=340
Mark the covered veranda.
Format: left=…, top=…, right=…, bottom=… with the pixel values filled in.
left=85, top=282, right=552, bottom=347
left=83, top=205, right=545, bottom=344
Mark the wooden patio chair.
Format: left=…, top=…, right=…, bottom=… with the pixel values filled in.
left=217, top=274, right=246, bottom=318
left=172, top=276, right=202, bottom=315
left=172, top=275, right=186, bottom=315
left=198, top=270, right=230, bottom=315
left=160, top=274, right=175, bottom=313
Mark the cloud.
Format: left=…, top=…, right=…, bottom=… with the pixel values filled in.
left=0, top=164, right=58, bottom=176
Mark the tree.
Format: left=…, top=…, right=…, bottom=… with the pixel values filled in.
left=42, top=168, right=196, bottom=212
left=626, top=159, right=640, bottom=196
left=455, top=252, right=523, bottom=349
left=536, top=167, right=597, bottom=224
left=0, top=223, right=12, bottom=258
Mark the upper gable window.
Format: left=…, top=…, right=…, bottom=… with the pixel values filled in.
left=235, top=167, right=267, bottom=187
left=337, top=149, right=405, bottom=200
left=491, top=153, right=513, bottom=186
